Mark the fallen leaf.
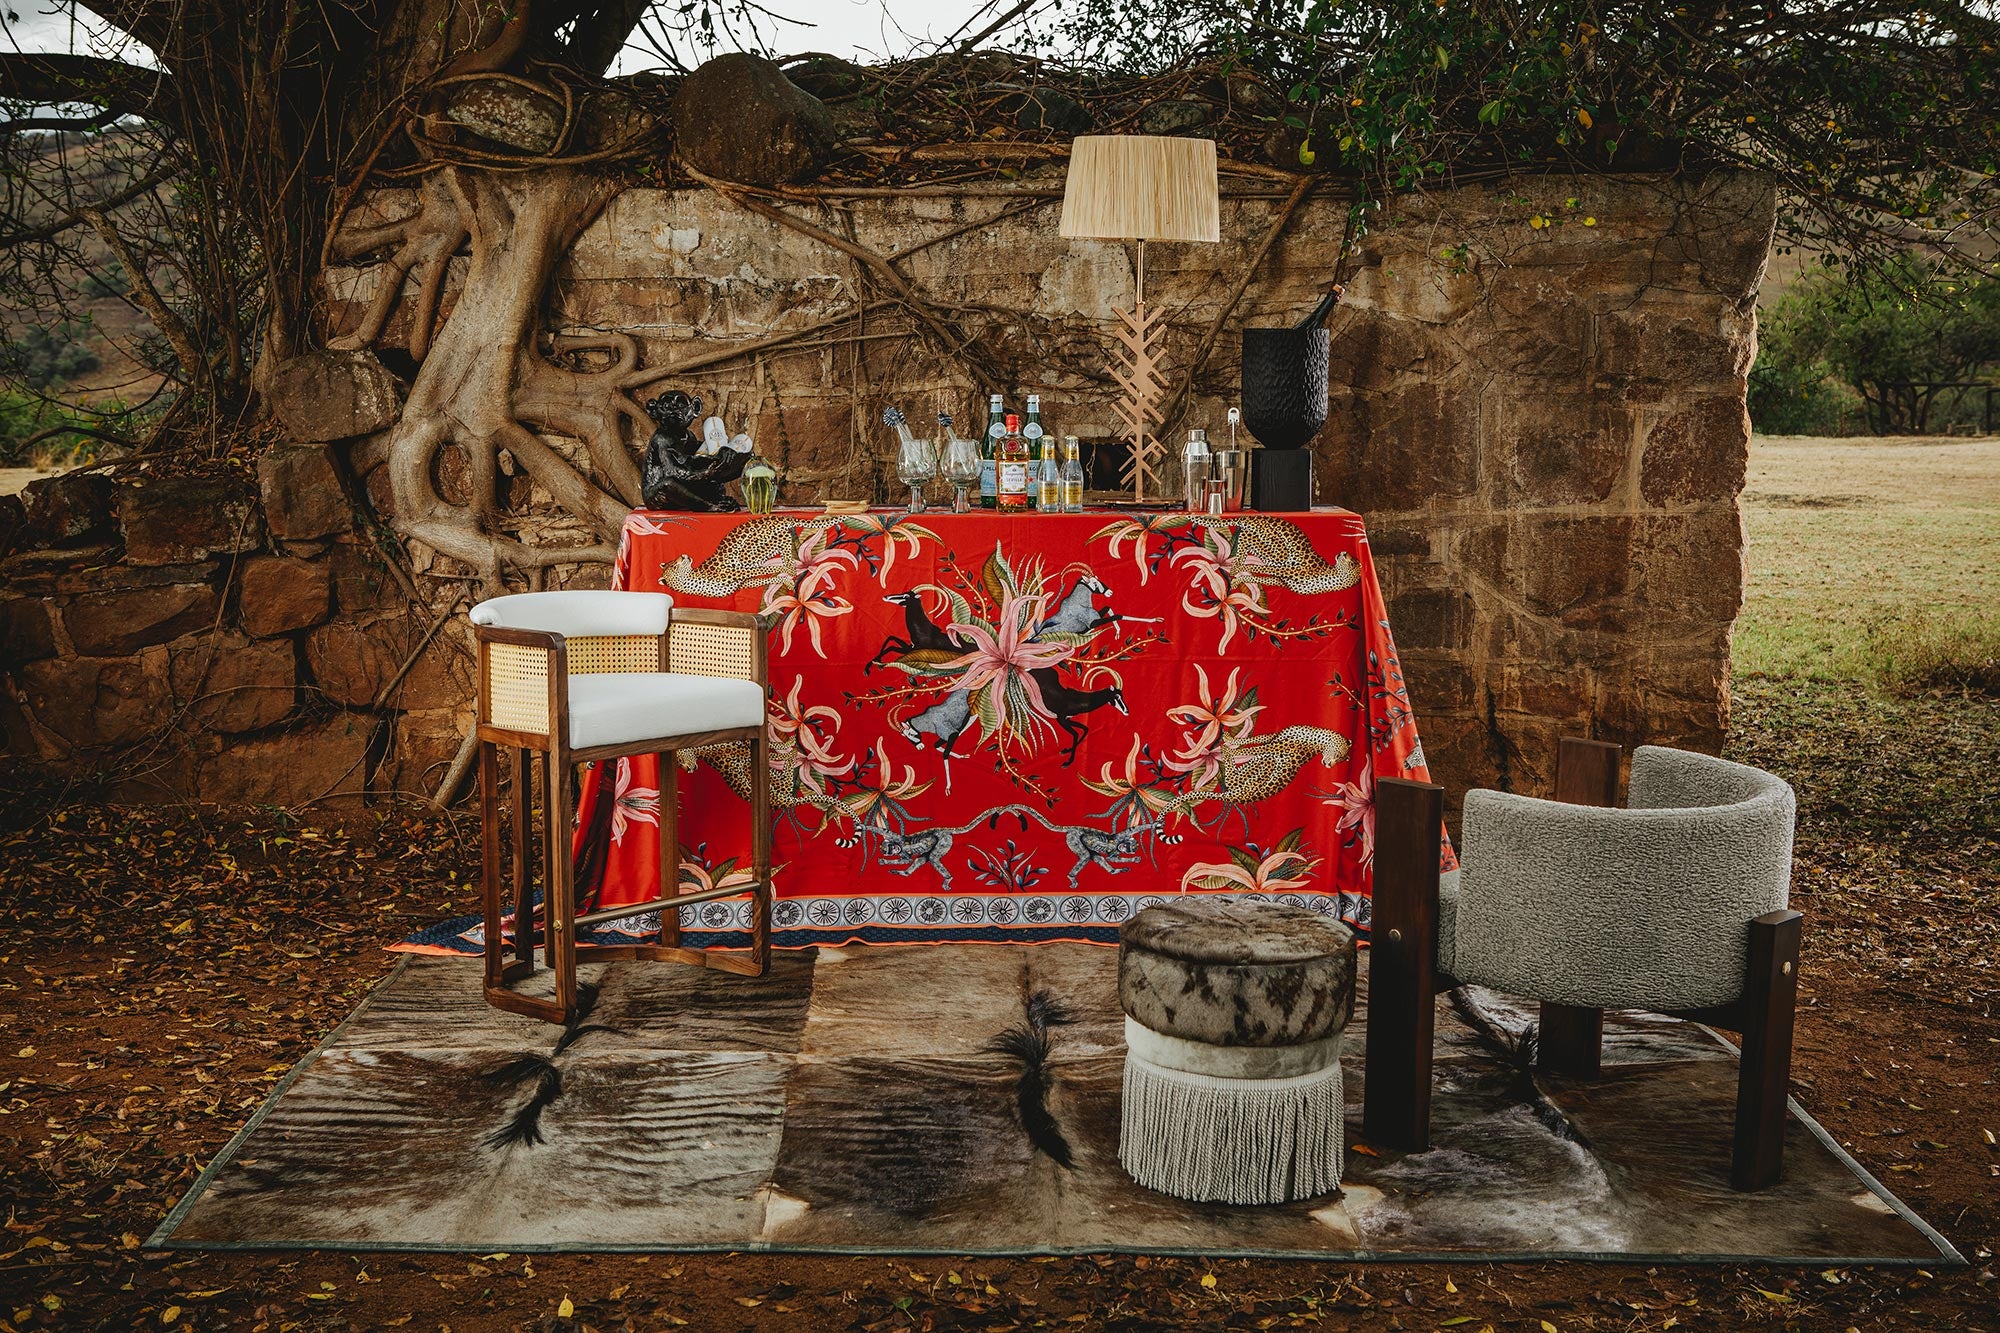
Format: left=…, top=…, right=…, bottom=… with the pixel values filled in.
left=161, top=1307, right=181, bottom=1325
left=558, top=1295, right=574, bottom=1317
left=1200, top=1274, right=1217, bottom=1289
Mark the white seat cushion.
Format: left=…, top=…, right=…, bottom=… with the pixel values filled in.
left=472, top=591, right=672, bottom=638
left=566, top=672, right=764, bottom=750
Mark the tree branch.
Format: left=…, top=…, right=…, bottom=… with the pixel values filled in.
left=0, top=163, right=175, bottom=248
left=0, top=52, right=180, bottom=129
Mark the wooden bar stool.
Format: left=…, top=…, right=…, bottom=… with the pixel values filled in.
left=470, top=590, right=772, bottom=1024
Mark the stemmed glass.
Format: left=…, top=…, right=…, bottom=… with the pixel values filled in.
left=942, top=433, right=981, bottom=512
left=898, top=432, right=938, bottom=513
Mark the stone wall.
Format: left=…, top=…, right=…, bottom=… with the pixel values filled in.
left=0, top=169, right=1773, bottom=807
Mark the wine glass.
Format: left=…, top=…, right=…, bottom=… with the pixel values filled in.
left=942, top=433, right=981, bottom=512
left=898, top=432, right=938, bottom=513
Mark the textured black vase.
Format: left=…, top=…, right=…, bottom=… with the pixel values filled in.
left=1241, top=325, right=1331, bottom=450
left=1242, top=322, right=1329, bottom=510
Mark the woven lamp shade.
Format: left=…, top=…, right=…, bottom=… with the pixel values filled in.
left=1059, top=135, right=1220, bottom=243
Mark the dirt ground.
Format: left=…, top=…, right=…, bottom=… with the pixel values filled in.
left=1, top=438, right=1996, bottom=1330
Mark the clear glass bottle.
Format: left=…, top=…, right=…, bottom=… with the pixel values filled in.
left=997, top=413, right=1031, bottom=510
left=980, top=393, right=1004, bottom=509
left=1061, top=436, right=1085, bottom=512
left=1036, top=435, right=1061, bottom=511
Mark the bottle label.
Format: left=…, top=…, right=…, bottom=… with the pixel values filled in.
left=987, top=422, right=1006, bottom=440
left=979, top=458, right=997, bottom=501
left=1062, top=479, right=1084, bottom=511
left=998, top=462, right=1029, bottom=506
left=1022, top=422, right=1044, bottom=441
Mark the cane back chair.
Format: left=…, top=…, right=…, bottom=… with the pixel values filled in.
left=470, top=590, right=772, bottom=1024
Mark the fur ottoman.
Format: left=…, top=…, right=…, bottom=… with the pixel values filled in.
left=1117, top=896, right=1356, bottom=1204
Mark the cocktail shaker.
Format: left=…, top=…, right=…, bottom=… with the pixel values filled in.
left=1182, top=429, right=1214, bottom=514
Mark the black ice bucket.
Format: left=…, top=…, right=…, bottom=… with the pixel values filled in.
left=1241, top=289, right=1336, bottom=511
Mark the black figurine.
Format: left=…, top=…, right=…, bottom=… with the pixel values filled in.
left=640, top=390, right=747, bottom=512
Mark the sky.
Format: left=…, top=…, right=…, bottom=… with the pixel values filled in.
left=0, top=1, right=1008, bottom=68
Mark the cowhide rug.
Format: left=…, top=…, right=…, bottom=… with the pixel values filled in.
left=153, top=946, right=1959, bottom=1263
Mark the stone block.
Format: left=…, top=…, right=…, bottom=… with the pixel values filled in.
left=1487, top=391, right=1634, bottom=508
left=0, top=541, right=122, bottom=592
left=117, top=474, right=264, bottom=565
left=1640, top=398, right=1750, bottom=507
left=672, top=54, right=835, bottom=187
left=0, top=595, right=56, bottom=666
left=266, top=349, right=404, bottom=444
left=304, top=617, right=401, bottom=708
left=1455, top=516, right=1635, bottom=624
left=1322, top=382, right=1478, bottom=512
left=1630, top=507, right=1746, bottom=628
left=443, top=77, right=564, bottom=153
left=237, top=555, right=332, bottom=637
left=167, top=629, right=297, bottom=733
left=305, top=614, right=465, bottom=710
left=1596, top=306, right=1751, bottom=393
left=198, top=714, right=375, bottom=806
left=329, top=540, right=405, bottom=614
left=18, top=651, right=170, bottom=749
left=258, top=444, right=353, bottom=540
left=1386, top=588, right=1479, bottom=652
left=0, top=493, right=22, bottom=554
left=21, top=472, right=115, bottom=548
left=54, top=559, right=217, bottom=595
left=62, top=579, right=221, bottom=656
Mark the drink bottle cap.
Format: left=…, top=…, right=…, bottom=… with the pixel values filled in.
left=1027, top=394, right=1040, bottom=406
left=990, top=393, right=1004, bottom=405
left=1005, top=413, right=1020, bottom=430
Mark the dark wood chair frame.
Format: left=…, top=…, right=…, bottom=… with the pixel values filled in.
left=473, top=607, right=773, bottom=1025
left=1362, top=737, right=1804, bottom=1192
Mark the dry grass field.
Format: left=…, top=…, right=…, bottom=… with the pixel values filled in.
left=1737, top=434, right=2000, bottom=687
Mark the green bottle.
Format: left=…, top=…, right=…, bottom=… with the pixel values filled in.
left=1021, top=394, right=1046, bottom=510
left=980, top=392, right=1003, bottom=509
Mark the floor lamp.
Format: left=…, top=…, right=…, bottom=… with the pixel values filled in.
left=1059, top=135, right=1220, bottom=503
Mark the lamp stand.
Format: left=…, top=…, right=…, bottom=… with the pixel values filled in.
left=1112, top=238, right=1167, bottom=503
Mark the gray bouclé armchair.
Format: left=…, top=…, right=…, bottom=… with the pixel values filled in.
left=1362, top=739, right=1805, bottom=1191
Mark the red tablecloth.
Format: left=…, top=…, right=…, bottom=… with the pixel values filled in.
left=561, top=507, right=1449, bottom=949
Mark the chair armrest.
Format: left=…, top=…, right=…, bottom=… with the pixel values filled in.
left=474, top=625, right=567, bottom=738
left=667, top=608, right=771, bottom=687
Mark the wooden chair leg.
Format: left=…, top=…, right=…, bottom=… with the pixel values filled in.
left=1538, top=736, right=1623, bottom=1078
left=1538, top=1004, right=1604, bottom=1078
left=1363, top=777, right=1443, bottom=1151
left=510, top=746, right=534, bottom=968
left=658, top=753, right=681, bottom=948
left=1733, top=908, right=1803, bottom=1190
left=750, top=733, right=773, bottom=975
left=478, top=740, right=504, bottom=991
left=545, top=749, right=578, bottom=1022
